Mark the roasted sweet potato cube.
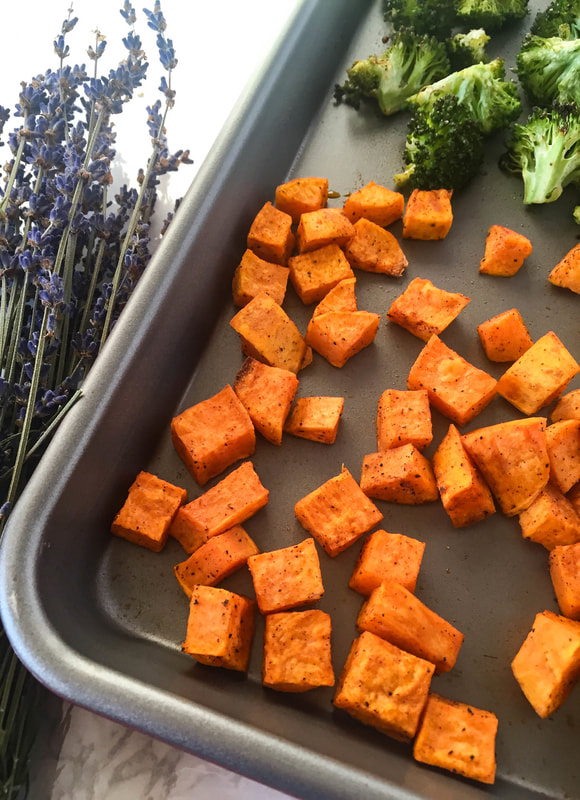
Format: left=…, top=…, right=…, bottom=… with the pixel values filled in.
left=247, top=201, right=294, bottom=265
left=479, top=224, right=533, bottom=277
left=275, top=176, right=329, bottom=223
left=357, top=582, right=464, bottom=674
left=477, top=307, right=534, bottom=362
left=284, top=396, right=344, bottom=444
left=169, top=461, right=269, bottom=554
left=349, top=529, right=425, bottom=596
left=413, top=693, right=498, bottom=785
left=407, top=335, right=497, bottom=426
left=295, top=466, right=383, bottom=557
left=247, top=537, right=324, bottom=614
left=333, top=631, right=434, bottom=742
left=262, top=609, right=335, bottom=692
left=432, top=424, right=495, bottom=528
left=387, top=277, right=470, bottom=342
left=232, top=249, right=289, bottom=307
left=549, top=543, right=580, bottom=620
left=111, top=471, right=187, bottom=552
left=511, top=609, right=580, bottom=718
left=182, top=585, right=256, bottom=671
left=171, top=385, right=255, bottom=488
left=402, top=189, right=453, bottom=240
left=230, top=292, right=307, bottom=374
left=518, top=483, right=580, bottom=551
left=360, top=446, right=439, bottom=505
left=496, top=331, right=580, bottom=415
left=305, top=310, right=380, bottom=368
left=173, top=525, right=260, bottom=596
left=342, top=181, right=404, bottom=227
left=462, top=417, right=549, bottom=517
left=569, top=483, right=580, bottom=515
left=312, top=277, right=357, bottom=317
left=549, top=242, right=580, bottom=294
left=377, top=388, right=433, bottom=451
left=296, top=207, right=355, bottom=253
left=288, top=244, right=354, bottom=304
left=233, top=357, right=299, bottom=446
left=551, top=389, right=580, bottom=422
left=343, top=218, right=408, bottom=277
left=546, top=419, right=580, bottom=494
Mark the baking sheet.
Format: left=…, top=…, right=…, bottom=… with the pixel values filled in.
left=1, top=0, right=579, bottom=798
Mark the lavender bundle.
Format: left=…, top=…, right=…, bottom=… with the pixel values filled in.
left=0, top=3, right=190, bottom=795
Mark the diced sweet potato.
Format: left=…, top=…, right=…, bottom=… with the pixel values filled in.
left=169, top=461, right=268, bottom=554
left=496, top=331, right=580, bottom=415
left=343, top=218, right=408, bottom=277
left=511, top=609, right=580, bottom=718
left=182, top=585, right=256, bottom=671
left=232, top=249, right=289, bottom=307
left=173, top=525, right=259, bottom=596
left=402, top=189, right=453, bottom=240
left=333, top=631, right=434, bottom=742
left=546, top=419, right=580, bottom=494
left=296, top=207, right=355, bottom=253
left=233, top=357, right=299, bottom=446
left=312, top=277, right=357, bottom=317
left=283, top=396, right=344, bottom=444
left=111, top=471, right=187, bottom=552
left=171, top=385, right=255, bottom=487
left=462, top=417, right=549, bottom=517
left=432, top=424, right=495, bottom=528
left=377, top=388, right=433, bottom=451
left=549, top=543, right=580, bottom=619
left=342, top=181, right=404, bottom=227
left=247, top=537, right=324, bottom=614
left=349, top=530, right=426, bottom=596
left=569, top=482, right=580, bottom=515
left=305, top=310, right=380, bottom=368
left=295, top=466, right=383, bottom=557
left=229, top=292, right=307, bottom=374
left=551, top=388, right=580, bottom=422
left=548, top=242, right=580, bottom=294
left=360, top=446, right=439, bottom=505
left=407, top=335, right=497, bottom=427
left=477, top=308, right=534, bottom=362
left=357, top=581, right=464, bottom=674
left=387, top=278, right=470, bottom=342
left=275, top=177, right=329, bottom=223
left=247, top=201, right=294, bottom=265
left=479, top=224, right=533, bottom=277
left=413, top=693, right=498, bottom=785
left=288, top=243, right=354, bottom=304
left=262, top=609, right=335, bottom=692
left=518, top=483, right=580, bottom=551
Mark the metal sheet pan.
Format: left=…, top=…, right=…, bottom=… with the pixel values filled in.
left=1, top=1, right=579, bottom=798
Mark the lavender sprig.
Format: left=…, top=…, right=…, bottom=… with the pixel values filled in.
left=0, top=4, right=190, bottom=796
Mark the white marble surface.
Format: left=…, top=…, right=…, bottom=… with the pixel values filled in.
left=28, top=695, right=293, bottom=800
left=1, top=2, right=299, bottom=798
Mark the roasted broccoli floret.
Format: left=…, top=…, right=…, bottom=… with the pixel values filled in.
left=531, top=0, right=580, bottom=38
left=383, top=0, right=457, bottom=39
left=394, top=94, right=485, bottom=190
left=500, top=104, right=580, bottom=204
left=455, top=0, right=529, bottom=29
left=334, top=29, right=450, bottom=116
left=407, top=58, right=522, bottom=136
left=446, top=28, right=490, bottom=70
left=516, top=34, right=580, bottom=107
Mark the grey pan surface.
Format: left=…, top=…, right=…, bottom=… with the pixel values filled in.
left=1, top=1, right=579, bottom=798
